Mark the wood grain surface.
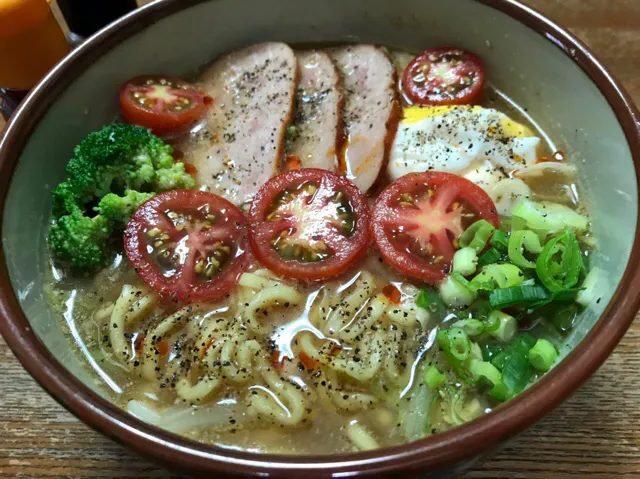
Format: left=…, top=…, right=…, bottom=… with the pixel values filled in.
left=1, top=0, right=639, bottom=477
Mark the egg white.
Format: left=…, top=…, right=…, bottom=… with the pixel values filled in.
left=388, top=105, right=541, bottom=190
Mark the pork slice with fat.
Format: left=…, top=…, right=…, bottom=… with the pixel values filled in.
left=184, top=42, right=298, bottom=207
left=329, top=45, right=399, bottom=192
left=286, top=50, right=342, bottom=171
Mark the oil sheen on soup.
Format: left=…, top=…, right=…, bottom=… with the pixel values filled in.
left=46, top=43, right=596, bottom=454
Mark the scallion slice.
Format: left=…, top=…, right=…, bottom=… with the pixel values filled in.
left=486, top=311, right=517, bottom=342
left=439, top=275, right=477, bottom=307
left=417, top=288, right=446, bottom=315
left=490, top=229, right=509, bottom=252
left=436, top=328, right=473, bottom=383
left=424, top=365, right=446, bottom=389
left=528, top=338, right=558, bottom=372
left=453, top=247, right=478, bottom=276
left=576, top=267, right=604, bottom=307
left=511, top=199, right=589, bottom=236
left=459, top=219, right=496, bottom=252
left=478, top=247, right=502, bottom=266
left=448, top=328, right=472, bottom=361
left=536, top=228, right=583, bottom=293
left=489, top=285, right=551, bottom=309
left=489, top=334, right=537, bottom=402
left=451, top=319, right=486, bottom=337
left=470, top=264, right=524, bottom=291
left=481, top=343, right=503, bottom=362
left=468, top=359, right=502, bottom=387
left=508, top=230, right=542, bottom=269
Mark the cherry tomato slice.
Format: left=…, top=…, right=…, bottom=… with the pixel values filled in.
left=124, top=190, right=249, bottom=303
left=249, top=168, right=370, bottom=281
left=119, top=75, right=210, bottom=137
left=402, top=47, right=485, bottom=106
left=371, top=172, right=499, bottom=282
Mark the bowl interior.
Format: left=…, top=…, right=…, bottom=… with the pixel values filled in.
left=1, top=0, right=636, bottom=443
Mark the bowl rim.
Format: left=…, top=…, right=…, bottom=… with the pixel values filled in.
left=1, top=0, right=639, bottom=476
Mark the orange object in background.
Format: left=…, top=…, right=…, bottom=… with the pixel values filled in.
left=0, top=0, right=69, bottom=90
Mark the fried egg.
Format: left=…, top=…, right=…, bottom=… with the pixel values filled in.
left=388, top=105, right=541, bottom=189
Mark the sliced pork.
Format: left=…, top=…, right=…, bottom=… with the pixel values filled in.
left=186, top=42, right=297, bottom=207
left=286, top=50, right=342, bottom=171
left=329, top=45, right=399, bottom=192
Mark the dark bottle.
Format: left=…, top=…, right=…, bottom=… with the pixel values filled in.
left=0, top=90, right=28, bottom=121
left=57, top=0, right=138, bottom=38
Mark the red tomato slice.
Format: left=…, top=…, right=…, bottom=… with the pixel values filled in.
left=119, top=75, right=210, bottom=137
left=248, top=168, right=370, bottom=281
left=402, top=47, right=485, bottom=106
left=124, top=190, right=249, bottom=303
left=371, top=172, right=499, bottom=282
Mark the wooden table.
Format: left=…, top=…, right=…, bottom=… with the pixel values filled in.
left=1, top=0, right=639, bottom=477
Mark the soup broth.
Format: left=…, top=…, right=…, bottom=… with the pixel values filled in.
left=46, top=43, right=591, bottom=454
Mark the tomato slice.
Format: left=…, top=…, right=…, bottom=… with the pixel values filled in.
left=124, top=190, right=249, bottom=303
left=119, top=75, right=210, bottom=137
left=371, top=172, right=499, bottom=282
left=248, top=168, right=370, bottom=281
left=402, top=47, right=485, bottom=106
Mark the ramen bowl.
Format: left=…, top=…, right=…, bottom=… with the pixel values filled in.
left=0, top=0, right=639, bottom=477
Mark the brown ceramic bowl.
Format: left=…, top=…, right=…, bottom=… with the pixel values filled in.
left=0, top=0, right=639, bottom=477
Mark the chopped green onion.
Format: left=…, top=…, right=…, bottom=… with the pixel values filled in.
left=508, top=230, right=542, bottom=269
left=470, top=264, right=524, bottom=291
left=436, top=328, right=473, bottom=382
left=424, top=365, right=446, bottom=389
left=528, top=338, right=558, bottom=372
left=527, top=289, right=578, bottom=310
left=451, top=271, right=470, bottom=286
left=489, top=334, right=537, bottom=402
left=451, top=319, right=485, bottom=337
left=576, top=267, right=603, bottom=307
left=453, top=247, right=478, bottom=276
left=488, top=285, right=551, bottom=309
left=510, top=215, right=527, bottom=233
left=489, top=381, right=510, bottom=402
left=478, top=247, right=502, bottom=265
left=481, top=343, right=503, bottom=362
left=469, top=341, right=483, bottom=361
left=417, top=288, right=446, bottom=315
left=536, top=228, right=583, bottom=293
left=451, top=391, right=485, bottom=425
left=448, top=328, right=471, bottom=361
left=471, top=301, right=493, bottom=321
left=439, top=275, right=477, bottom=307
left=490, top=229, right=509, bottom=252
left=512, top=199, right=589, bottom=236
left=484, top=313, right=500, bottom=333
left=459, top=220, right=496, bottom=252
left=486, top=311, right=517, bottom=342
left=468, top=359, right=502, bottom=387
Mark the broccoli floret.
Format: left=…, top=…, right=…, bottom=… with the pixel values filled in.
left=49, top=211, right=111, bottom=270
left=97, top=190, right=154, bottom=225
left=154, top=161, right=196, bottom=191
left=52, top=181, right=82, bottom=219
left=49, top=124, right=196, bottom=270
left=52, top=124, right=194, bottom=219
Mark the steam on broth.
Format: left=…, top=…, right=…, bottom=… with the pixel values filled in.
left=46, top=43, right=595, bottom=454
